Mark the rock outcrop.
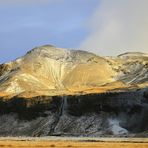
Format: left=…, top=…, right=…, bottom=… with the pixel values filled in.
left=0, top=45, right=148, bottom=137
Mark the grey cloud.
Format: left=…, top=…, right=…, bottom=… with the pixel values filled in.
left=80, top=0, right=148, bottom=56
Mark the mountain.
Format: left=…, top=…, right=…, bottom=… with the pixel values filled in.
left=0, top=45, right=148, bottom=137
left=0, top=45, right=147, bottom=98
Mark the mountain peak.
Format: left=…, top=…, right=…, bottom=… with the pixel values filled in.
left=0, top=45, right=147, bottom=98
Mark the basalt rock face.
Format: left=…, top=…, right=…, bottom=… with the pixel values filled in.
left=0, top=89, right=148, bottom=137
left=0, top=45, right=148, bottom=137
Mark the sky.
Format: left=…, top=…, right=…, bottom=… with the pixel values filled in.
left=0, top=0, right=148, bottom=63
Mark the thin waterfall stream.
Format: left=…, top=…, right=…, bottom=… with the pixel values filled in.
left=61, top=96, right=68, bottom=115
left=49, top=96, right=68, bottom=135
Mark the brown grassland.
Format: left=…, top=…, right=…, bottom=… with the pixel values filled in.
left=0, top=141, right=148, bottom=148
left=0, top=138, right=148, bottom=148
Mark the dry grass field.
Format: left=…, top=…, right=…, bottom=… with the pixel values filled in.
left=0, top=137, right=148, bottom=148
left=0, top=141, right=148, bottom=148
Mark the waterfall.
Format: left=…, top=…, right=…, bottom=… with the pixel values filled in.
left=61, top=96, right=68, bottom=116
left=48, top=96, right=68, bottom=135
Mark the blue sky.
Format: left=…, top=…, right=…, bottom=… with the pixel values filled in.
left=0, top=0, right=100, bottom=63
left=0, top=0, right=148, bottom=63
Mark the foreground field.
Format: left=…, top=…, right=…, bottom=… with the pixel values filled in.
left=0, top=137, right=148, bottom=148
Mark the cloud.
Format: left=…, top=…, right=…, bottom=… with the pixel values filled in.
left=0, top=0, right=62, bottom=6
left=80, top=0, right=148, bottom=56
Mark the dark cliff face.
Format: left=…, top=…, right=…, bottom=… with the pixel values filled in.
left=0, top=96, right=60, bottom=120
left=0, top=88, right=148, bottom=137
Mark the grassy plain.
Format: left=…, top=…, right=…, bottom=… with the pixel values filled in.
left=0, top=137, right=148, bottom=148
